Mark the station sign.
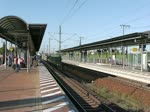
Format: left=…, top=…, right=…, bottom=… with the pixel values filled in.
left=9, top=46, right=14, bottom=51
left=132, top=48, right=137, bottom=52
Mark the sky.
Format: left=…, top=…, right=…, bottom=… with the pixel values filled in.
left=0, top=0, right=150, bottom=53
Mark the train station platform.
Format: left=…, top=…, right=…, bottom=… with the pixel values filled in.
left=0, top=64, right=78, bottom=112
left=62, top=60, right=150, bottom=84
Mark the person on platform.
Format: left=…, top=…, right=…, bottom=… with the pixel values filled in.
left=14, top=57, right=19, bottom=72
left=18, top=57, right=21, bottom=70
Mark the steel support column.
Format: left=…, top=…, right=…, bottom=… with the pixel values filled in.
left=101, top=49, right=102, bottom=63
left=122, top=46, right=125, bottom=69
left=80, top=51, right=83, bottom=62
left=84, top=50, right=87, bottom=63
left=110, top=47, right=112, bottom=67
left=5, top=40, right=7, bottom=69
left=141, top=43, right=143, bottom=72
left=27, top=33, right=30, bottom=72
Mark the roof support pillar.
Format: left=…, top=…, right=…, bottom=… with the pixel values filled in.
left=121, top=45, right=125, bottom=69
left=84, top=50, right=87, bottom=63
left=105, top=49, right=108, bottom=64
left=27, top=46, right=29, bottom=72
left=110, top=47, right=112, bottom=68
left=114, top=47, right=117, bottom=66
left=69, top=52, right=71, bottom=60
left=27, top=33, right=30, bottom=73
left=128, top=47, right=130, bottom=69
left=5, top=40, right=7, bottom=69
left=100, top=49, right=102, bottom=63
left=122, top=45, right=125, bottom=69
left=141, top=42, right=143, bottom=72
left=80, top=51, right=83, bottom=62
left=126, top=46, right=128, bottom=69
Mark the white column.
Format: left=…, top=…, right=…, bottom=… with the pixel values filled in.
left=27, top=33, right=30, bottom=72
left=5, top=40, right=7, bottom=69
left=27, top=45, right=29, bottom=72
left=122, top=46, right=125, bottom=69
left=110, top=47, right=112, bottom=67
left=141, top=43, right=143, bottom=72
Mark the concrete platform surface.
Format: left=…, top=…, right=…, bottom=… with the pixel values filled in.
left=62, top=60, right=150, bottom=84
left=0, top=64, right=78, bottom=112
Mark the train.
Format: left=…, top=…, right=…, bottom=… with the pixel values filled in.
left=45, top=55, right=62, bottom=69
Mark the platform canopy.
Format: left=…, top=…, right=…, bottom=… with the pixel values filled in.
left=0, top=16, right=47, bottom=52
left=60, top=32, right=150, bottom=52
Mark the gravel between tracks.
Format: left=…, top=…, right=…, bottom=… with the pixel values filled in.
left=95, top=77, right=150, bottom=106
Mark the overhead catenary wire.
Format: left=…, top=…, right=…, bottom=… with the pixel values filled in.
left=61, top=33, right=77, bottom=43
left=60, top=0, right=79, bottom=25
left=66, top=0, right=88, bottom=22
left=85, top=1, right=150, bottom=40
left=58, top=0, right=71, bottom=24
left=64, top=0, right=71, bottom=10
left=105, top=12, right=150, bottom=36
left=60, top=0, right=88, bottom=25
left=124, top=13, right=150, bottom=25
left=49, top=31, right=77, bottom=44
left=119, top=0, right=150, bottom=25
left=131, top=25, right=150, bottom=29
left=51, top=1, right=150, bottom=50
left=86, top=12, right=150, bottom=42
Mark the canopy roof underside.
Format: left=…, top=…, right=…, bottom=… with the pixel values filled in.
left=0, top=16, right=47, bottom=51
left=61, top=32, right=150, bottom=52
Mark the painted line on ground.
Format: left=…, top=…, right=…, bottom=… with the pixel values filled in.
left=40, top=77, right=53, bottom=80
left=41, top=91, right=62, bottom=98
left=43, top=102, right=69, bottom=112
left=68, top=110, right=76, bottom=112
left=40, top=79, right=53, bottom=82
left=40, top=84, right=58, bottom=90
left=41, top=87, right=60, bottom=93
left=40, top=80, right=54, bottom=84
left=40, top=82, right=56, bottom=86
left=42, top=95, right=65, bottom=104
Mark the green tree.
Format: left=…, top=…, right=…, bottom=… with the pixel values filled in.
left=0, top=46, right=3, bottom=54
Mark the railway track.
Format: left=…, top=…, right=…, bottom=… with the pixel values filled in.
left=63, top=62, right=150, bottom=91
left=43, top=61, right=115, bottom=112
left=109, top=76, right=150, bottom=91
left=61, top=62, right=150, bottom=111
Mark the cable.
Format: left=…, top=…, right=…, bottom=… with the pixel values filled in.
left=64, top=0, right=71, bottom=10
left=131, top=25, right=150, bottom=29
left=124, top=13, right=150, bottom=24
left=89, top=1, right=150, bottom=39
left=61, top=0, right=88, bottom=25
left=61, top=34, right=77, bottom=43
left=60, top=0, right=79, bottom=25
left=67, top=0, right=88, bottom=21
left=58, top=1, right=150, bottom=47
